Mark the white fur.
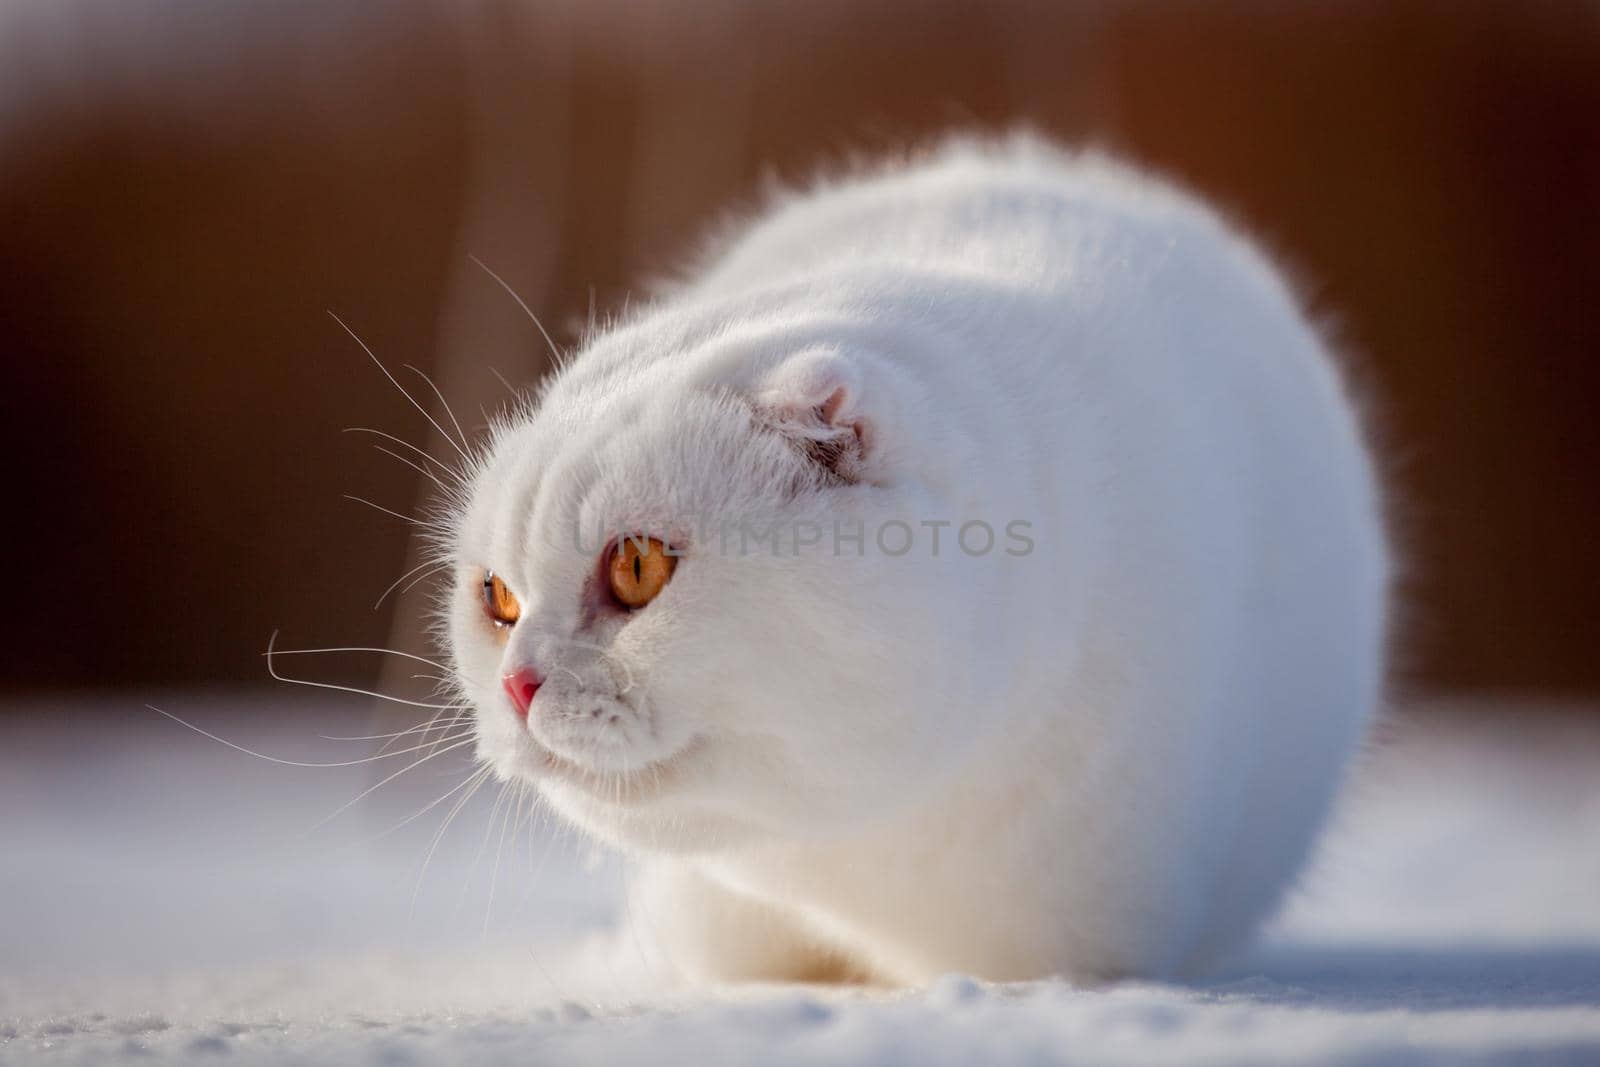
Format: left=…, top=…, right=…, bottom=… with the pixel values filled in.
left=443, top=136, right=1391, bottom=986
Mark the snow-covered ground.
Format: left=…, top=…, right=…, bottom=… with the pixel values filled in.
left=3, top=694, right=1598, bottom=1065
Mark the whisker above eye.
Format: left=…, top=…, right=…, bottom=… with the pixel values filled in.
left=371, top=557, right=453, bottom=611
left=342, top=427, right=469, bottom=489
left=328, top=309, right=473, bottom=465
left=370, top=443, right=456, bottom=496
left=468, top=254, right=565, bottom=367
left=343, top=494, right=431, bottom=528
left=488, top=366, right=520, bottom=402
left=398, top=563, right=453, bottom=601
left=403, top=362, right=470, bottom=453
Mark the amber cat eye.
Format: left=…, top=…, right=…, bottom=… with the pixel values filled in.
left=609, top=537, right=676, bottom=609
left=482, top=571, right=521, bottom=627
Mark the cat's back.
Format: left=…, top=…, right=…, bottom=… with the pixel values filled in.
left=687, top=136, right=1248, bottom=302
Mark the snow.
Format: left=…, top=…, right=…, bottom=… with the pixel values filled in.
left=3, top=694, right=1598, bottom=1065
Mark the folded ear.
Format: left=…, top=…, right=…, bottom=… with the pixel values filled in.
left=753, top=349, right=871, bottom=483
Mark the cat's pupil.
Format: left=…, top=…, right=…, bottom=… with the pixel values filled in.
left=633, top=555, right=642, bottom=583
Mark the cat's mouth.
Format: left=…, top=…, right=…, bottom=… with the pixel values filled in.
left=519, top=733, right=705, bottom=805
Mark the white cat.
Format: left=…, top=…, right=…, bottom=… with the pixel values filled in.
left=441, top=135, right=1391, bottom=986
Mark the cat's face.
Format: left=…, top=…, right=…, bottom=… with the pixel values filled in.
left=444, top=334, right=991, bottom=854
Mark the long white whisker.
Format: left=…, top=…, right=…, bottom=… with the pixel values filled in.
left=343, top=427, right=467, bottom=488
left=484, top=780, right=514, bottom=937
left=372, top=558, right=452, bottom=611
left=403, top=690, right=477, bottom=756
left=469, top=254, right=563, bottom=365
left=404, top=363, right=470, bottom=452
left=343, top=494, right=429, bottom=527
left=370, top=710, right=446, bottom=755
left=398, top=563, right=452, bottom=602
left=383, top=698, right=477, bottom=757
left=320, top=714, right=472, bottom=742
left=372, top=443, right=455, bottom=495
left=266, top=645, right=447, bottom=669
left=328, top=310, right=472, bottom=464
left=422, top=718, right=470, bottom=758
left=389, top=716, right=469, bottom=756
left=148, top=705, right=470, bottom=769
left=357, top=765, right=491, bottom=845
left=306, top=735, right=478, bottom=832
left=267, top=668, right=458, bottom=710
left=412, top=764, right=493, bottom=918
left=265, top=633, right=458, bottom=708
left=488, top=367, right=520, bottom=401
left=456, top=778, right=509, bottom=917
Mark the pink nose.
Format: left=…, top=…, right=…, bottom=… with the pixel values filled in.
left=501, top=668, right=544, bottom=719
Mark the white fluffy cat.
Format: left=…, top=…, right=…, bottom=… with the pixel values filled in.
left=441, top=136, right=1390, bottom=986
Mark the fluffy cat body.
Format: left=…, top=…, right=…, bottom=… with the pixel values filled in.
left=446, top=138, right=1390, bottom=985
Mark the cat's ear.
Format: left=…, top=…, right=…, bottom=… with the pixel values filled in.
left=752, top=349, right=871, bottom=483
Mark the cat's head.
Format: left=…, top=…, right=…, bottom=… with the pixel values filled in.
left=443, top=320, right=1006, bottom=853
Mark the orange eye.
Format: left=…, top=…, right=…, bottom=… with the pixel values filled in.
left=609, top=537, right=676, bottom=609
left=482, top=571, right=521, bottom=627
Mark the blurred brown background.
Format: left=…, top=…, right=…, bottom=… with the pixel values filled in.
left=2, top=0, right=1596, bottom=703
